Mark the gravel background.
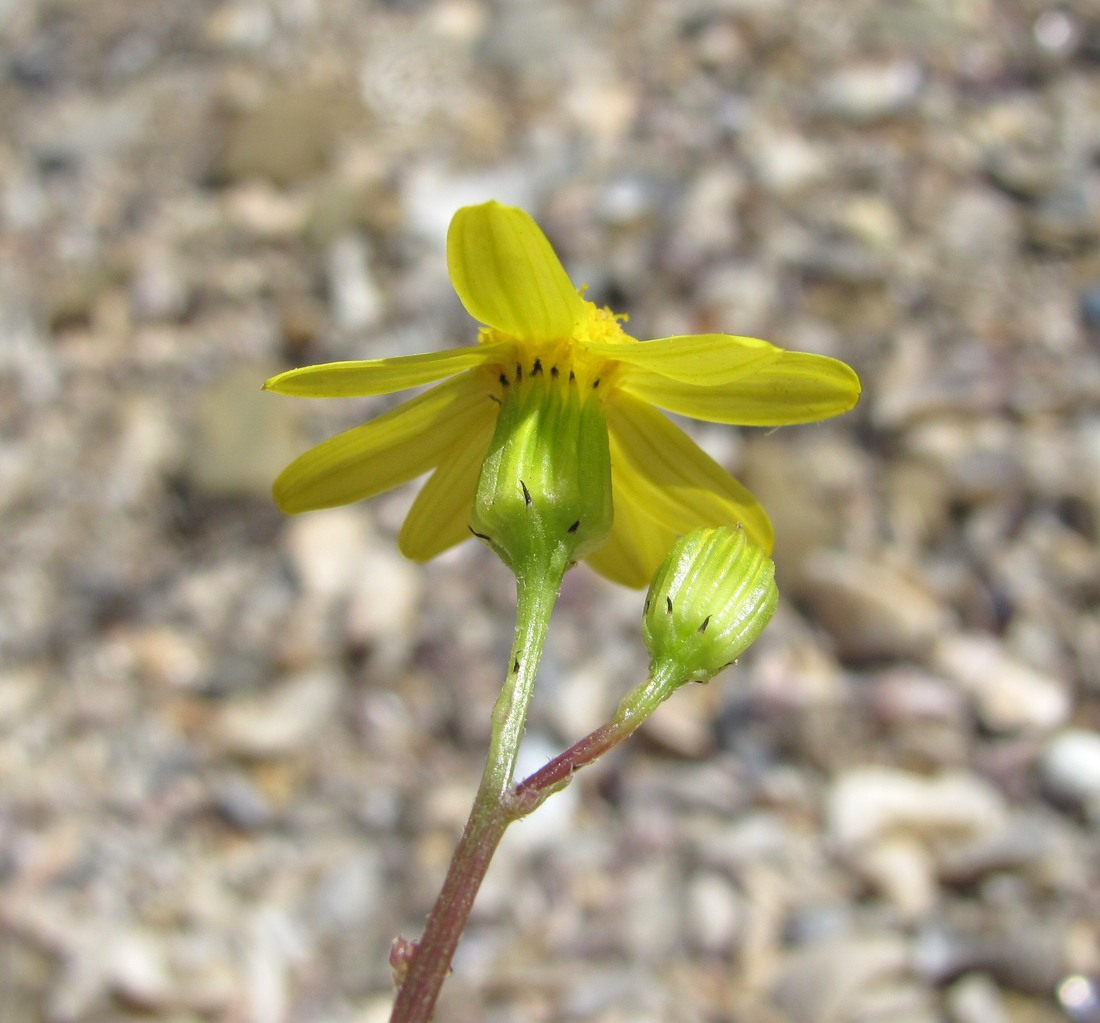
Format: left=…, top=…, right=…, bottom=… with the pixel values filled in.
left=2, top=1, right=1100, bottom=1021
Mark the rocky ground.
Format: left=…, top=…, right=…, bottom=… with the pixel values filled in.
left=2, top=1, right=1100, bottom=1021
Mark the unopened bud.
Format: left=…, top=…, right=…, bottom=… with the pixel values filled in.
left=643, top=526, right=777, bottom=686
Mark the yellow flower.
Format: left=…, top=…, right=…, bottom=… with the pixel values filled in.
left=264, top=201, right=860, bottom=587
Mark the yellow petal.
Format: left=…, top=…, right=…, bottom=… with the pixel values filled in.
left=586, top=334, right=780, bottom=385
left=273, top=375, right=489, bottom=514
left=263, top=343, right=506, bottom=398
left=621, top=349, right=860, bottom=425
left=584, top=484, right=677, bottom=588
left=606, top=392, right=774, bottom=553
left=398, top=407, right=496, bottom=561
left=447, top=201, right=585, bottom=341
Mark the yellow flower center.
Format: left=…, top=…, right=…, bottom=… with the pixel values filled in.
left=477, top=296, right=634, bottom=396
left=573, top=299, right=632, bottom=346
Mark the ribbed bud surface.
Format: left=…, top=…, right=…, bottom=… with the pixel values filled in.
left=471, top=365, right=613, bottom=577
left=643, top=526, right=777, bottom=685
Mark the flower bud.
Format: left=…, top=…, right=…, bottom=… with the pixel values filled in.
left=643, top=526, right=777, bottom=686
left=470, top=362, right=613, bottom=577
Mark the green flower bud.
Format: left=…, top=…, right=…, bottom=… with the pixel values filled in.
left=471, top=360, right=613, bottom=577
left=643, top=526, right=777, bottom=687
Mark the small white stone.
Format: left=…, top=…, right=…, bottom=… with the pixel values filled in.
left=213, top=669, right=342, bottom=757
left=797, top=552, right=950, bottom=662
left=828, top=766, right=1008, bottom=915
left=933, top=633, right=1071, bottom=734
left=772, top=934, right=911, bottom=1023
left=820, top=60, right=924, bottom=122
left=327, top=233, right=384, bottom=331
left=828, top=766, right=1007, bottom=851
left=686, top=871, right=743, bottom=953
left=745, top=125, right=830, bottom=195
left=0, top=665, right=43, bottom=727
left=107, top=929, right=174, bottom=1010
left=283, top=507, right=372, bottom=601
left=947, top=972, right=1012, bottom=1023
left=1041, top=729, right=1100, bottom=814
left=856, top=835, right=938, bottom=920
left=344, top=542, right=422, bottom=671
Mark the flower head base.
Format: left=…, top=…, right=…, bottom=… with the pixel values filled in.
left=643, top=526, right=777, bottom=687
left=470, top=352, right=613, bottom=576
left=264, top=201, right=861, bottom=587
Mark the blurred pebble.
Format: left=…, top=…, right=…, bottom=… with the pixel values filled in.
left=796, top=552, right=950, bottom=662
left=1026, top=179, right=1100, bottom=250
left=212, top=669, right=342, bottom=758
left=204, top=1, right=275, bottom=50
left=327, top=233, right=384, bottom=332
left=277, top=512, right=423, bottom=671
left=1034, top=10, right=1080, bottom=57
left=915, top=923, right=1071, bottom=994
left=674, top=167, right=744, bottom=258
left=829, top=766, right=1007, bottom=848
left=869, top=669, right=967, bottom=726
left=744, top=123, right=830, bottom=195
left=223, top=181, right=311, bottom=238
left=828, top=766, right=1007, bottom=913
left=344, top=542, right=423, bottom=671
left=985, top=144, right=1062, bottom=200
left=771, top=934, right=910, bottom=1023
left=1058, top=975, right=1100, bottom=1023
left=126, top=626, right=205, bottom=690
left=1079, top=286, right=1100, bottom=330
left=947, top=972, right=1012, bottom=1023
left=309, top=849, right=384, bottom=930
left=283, top=508, right=373, bottom=601
left=106, top=929, right=174, bottom=1010
left=0, top=665, right=43, bottom=728
left=623, top=856, right=682, bottom=963
left=210, top=84, right=361, bottom=186
left=936, top=810, right=1081, bottom=888
left=211, top=771, right=274, bottom=830
left=856, top=834, right=939, bottom=919
left=242, top=909, right=305, bottom=1023
left=696, top=261, right=779, bottom=336
left=937, top=188, right=1020, bottom=261
left=1040, top=730, right=1100, bottom=817
left=933, top=633, right=1070, bottom=734
left=186, top=363, right=308, bottom=499
left=685, top=870, right=743, bottom=954
left=402, top=163, right=536, bottom=244
left=833, top=193, right=902, bottom=251
left=130, top=242, right=190, bottom=322
left=817, top=60, right=923, bottom=123
left=599, top=174, right=659, bottom=227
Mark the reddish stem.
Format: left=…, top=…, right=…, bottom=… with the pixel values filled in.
left=508, top=720, right=629, bottom=818
left=388, top=802, right=506, bottom=1022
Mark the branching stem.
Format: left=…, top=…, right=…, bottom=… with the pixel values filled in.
left=389, top=562, right=682, bottom=1022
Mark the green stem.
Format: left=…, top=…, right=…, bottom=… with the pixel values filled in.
left=389, top=556, right=568, bottom=1023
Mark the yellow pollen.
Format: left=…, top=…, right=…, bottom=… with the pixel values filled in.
left=574, top=300, right=632, bottom=346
